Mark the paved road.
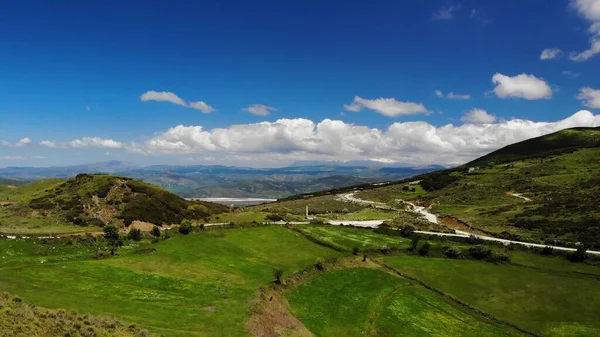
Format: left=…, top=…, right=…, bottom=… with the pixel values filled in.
left=339, top=191, right=600, bottom=256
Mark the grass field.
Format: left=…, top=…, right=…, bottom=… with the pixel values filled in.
left=0, top=226, right=342, bottom=336
left=255, top=195, right=365, bottom=215
left=323, top=208, right=397, bottom=221
left=207, top=210, right=268, bottom=223
left=0, top=178, right=66, bottom=203
left=0, top=206, right=99, bottom=234
left=383, top=254, right=600, bottom=336
left=287, top=268, right=522, bottom=336
left=355, top=183, right=427, bottom=204
left=295, top=224, right=411, bottom=251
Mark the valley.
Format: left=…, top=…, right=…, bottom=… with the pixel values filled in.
left=1, top=126, right=600, bottom=336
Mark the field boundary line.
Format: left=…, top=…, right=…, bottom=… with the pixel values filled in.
left=286, top=226, right=347, bottom=253
left=373, top=260, right=540, bottom=337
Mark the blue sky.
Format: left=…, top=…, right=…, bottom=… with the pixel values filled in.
left=1, top=0, right=599, bottom=167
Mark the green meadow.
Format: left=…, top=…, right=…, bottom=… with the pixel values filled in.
left=383, top=254, right=600, bottom=336
left=287, top=268, right=523, bottom=337
left=0, top=226, right=342, bottom=336
left=2, top=224, right=600, bottom=336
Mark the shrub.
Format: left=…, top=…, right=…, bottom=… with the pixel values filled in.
left=315, top=258, right=324, bottom=271
left=541, top=246, right=554, bottom=255
left=569, top=245, right=588, bottom=262
left=103, top=225, right=119, bottom=241
left=265, top=213, right=284, bottom=222
left=445, top=246, right=462, bottom=258
left=179, top=220, right=193, bottom=235
left=469, top=245, right=491, bottom=260
left=410, top=237, right=420, bottom=251
left=87, top=218, right=105, bottom=227
left=150, top=226, right=161, bottom=237
left=400, top=225, right=415, bottom=237
left=489, top=251, right=510, bottom=263
left=128, top=228, right=142, bottom=241
left=273, top=268, right=284, bottom=284
left=417, top=241, right=431, bottom=256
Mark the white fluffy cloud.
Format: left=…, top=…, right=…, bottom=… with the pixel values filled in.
left=0, top=138, right=33, bottom=147
left=344, top=96, right=429, bottom=117
left=569, top=0, right=600, bottom=61
left=39, top=140, right=58, bottom=148
left=40, top=137, right=123, bottom=149
left=577, top=87, right=600, bottom=108
left=435, top=90, right=471, bottom=100
left=540, top=48, right=563, bottom=60
left=491, top=73, right=552, bottom=100
left=141, top=110, right=600, bottom=165
left=461, top=109, right=497, bottom=124
left=243, top=104, right=278, bottom=116
left=140, top=90, right=215, bottom=113
left=15, top=138, right=32, bottom=147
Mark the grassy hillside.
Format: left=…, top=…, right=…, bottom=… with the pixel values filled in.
left=0, top=226, right=343, bottom=336
left=1, top=224, right=600, bottom=336
left=468, top=127, right=600, bottom=166
left=344, top=127, right=600, bottom=247
left=0, top=174, right=228, bottom=234
left=287, top=268, right=523, bottom=336
left=383, top=255, right=600, bottom=336
left=0, top=293, right=153, bottom=337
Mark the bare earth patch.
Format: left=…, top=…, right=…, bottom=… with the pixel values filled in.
left=247, top=288, right=313, bottom=337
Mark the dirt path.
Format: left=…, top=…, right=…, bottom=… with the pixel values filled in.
left=506, top=192, right=532, bottom=202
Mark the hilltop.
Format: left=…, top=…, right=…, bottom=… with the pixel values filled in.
left=0, top=174, right=228, bottom=234
left=468, top=127, right=600, bottom=166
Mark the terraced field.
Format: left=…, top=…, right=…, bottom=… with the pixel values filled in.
left=287, top=268, right=523, bottom=336
left=0, top=226, right=342, bottom=336
left=383, top=255, right=600, bottom=336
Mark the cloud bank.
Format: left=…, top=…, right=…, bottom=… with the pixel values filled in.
left=138, top=110, right=600, bottom=165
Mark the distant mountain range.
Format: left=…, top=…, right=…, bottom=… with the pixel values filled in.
left=0, top=161, right=440, bottom=198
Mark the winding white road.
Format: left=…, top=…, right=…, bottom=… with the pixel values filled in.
left=339, top=191, right=600, bottom=256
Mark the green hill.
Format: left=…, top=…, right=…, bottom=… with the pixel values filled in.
left=468, top=127, right=600, bottom=166
left=0, top=174, right=228, bottom=234
left=349, top=127, right=600, bottom=248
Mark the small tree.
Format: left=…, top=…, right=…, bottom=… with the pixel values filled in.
left=103, top=225, right=120, bottom=255
left=179, top=220, right=193, bottom=235
left=541, top=246, right=554, bottom=255
left=400, top=225, right=415, bottom=237
left=445, top=246, right=462, bottom=258
left=315, top=258, right=324, bottom=271
left=273, top=268, right=284, bottom=284
left=151, top=226, right=161, bottom=237
left=410, top=237, right=420, bottom=251
left=569, top=245, right=588, bottom=262
left=469, top=245, right=491, bottom=260
left=417, top=241, right=431, bottom=256
left=128, top=228, right=142, bottom=241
